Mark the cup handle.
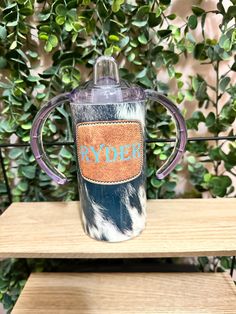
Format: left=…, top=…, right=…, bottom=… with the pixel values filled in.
left=145, top=90, right=187, bottom=179
left=30, top=93, right=70, bottom=185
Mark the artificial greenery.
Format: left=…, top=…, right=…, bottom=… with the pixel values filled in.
left=0, top=0, right=236, bottom=205
left=0, top=0, right=236, bottom=311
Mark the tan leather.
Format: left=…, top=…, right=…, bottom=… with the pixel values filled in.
left=76, top=120, right=143, bottom=184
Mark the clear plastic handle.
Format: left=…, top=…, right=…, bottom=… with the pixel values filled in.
left=145, top=90, right=187, bottom=179
left=30, top=93, right=70, bottom=185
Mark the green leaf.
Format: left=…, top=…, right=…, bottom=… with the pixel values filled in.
left=108, top=35, right=119, bottom=42
left=187, top=111, right=205, bottom=130
left=187, top=156, right=196, bottom=164
left=186, top=32, right=195, bottom=43
left=38, top=13, right=51, bottom=21
left=128, top=52, right=135, bottom=62
left=48, top=34, right=58, bottom=48
left=22, top=135, right=30, bottom=142
left=177, top=80, right=184, bottom=88
left=21, top=122, right=32, bottom=130
left=21, top=166, right=36, bottom=179
left=147, top=167, right=154, bottom=177
left=42, top=66, right=57, bottom=76
left=36, top=92, right=46, bottom=99
left=44, top=34, right=58, bottom=52
left=219, top=76, right=230, bottom=91
left=56, top=106, right=68, bottom=118
left=132, top=20, right=148, bottom=27
left=120, top=36, right=129, bottom=48
left=167, top=14, right=176, bottom=20
left=192, top=76, right=200, bottom=91
left=209, top=176, right=232, bottom=197
left=153, top=148, right=161, bottom=155
left=0, top=26, right=7, bottom=41
left=188, top=15, right=198, bottom=29
left=3, top=294, right=13, bottom=310
left=39, top=25, right=51, bottom=33
left=0, top=278, right=8, bottom=290
left=19, top=113, right=31, bottom=121
left=9, top=148, right=23, bottom=159
left=138, top=34, right=148, bottom=45
left=7, top=20, right=18, bottom=27
left=0, top=57, right=7, bottom=69
left=159, top=153, right=167, bottom=160
left=148, top=12, right=161, bottom=27
left=155, top=7, right=162, bottom=17
left=104, top=46, right=113, bottom=56
left=139, top=76, right=153, bottom=87
left=62, top=72, right=70, bottom=84
left=217, top=2, right=225, bottom=14
left=151, top=177, right=163, bottom=188
left=204, top=173, right=211, bottom=182
left=193, top=43, right=206, bottom=60
left=163, top=181, right=176, bottom=191
left=55, top=4, right=67, bottom=16
left=97, top=1, right=108, bottom=17
left=39, top=32, right=48, bottom=41
left=58, top=163, right=66, bottom=173
left=231, top=60, right=236, bottom=71
left=196, top=81, right=208, bottom=101
left=18, top=181, right=29, bottom=192
left=175, top=165, right=183, bottom=172
left=0, top=82, right=12, bottom=89
left=56, top=15, right=66, bottom=25
left=130, top=40, right=138, bottom=48
left=226, top=5, right=236, bottom=19
left=151, top=45, right=163, bottom=56
left=28, top=51, right=38, bottom=59
left=220, top=257, right=231, bottom=269
left=0, top=120, right=15, bottom=133
left=49, top=123, right=57, bottom=133
left=157, top=29, right=172, bottom=38
left=185, top=90, right=194, bottom=101
left=192, top=6, right=205, bottom=16
left=9, top=41, right=17, bottom=50
left=60, top=146, right=72, bottom=159
left=209, top=147, right=227, bottom=162
left=3, top=3, right=17, bottom=10
left=220, top=37, right=231, bottom=51
left=136, top=68, right=147, bottom=79
left=168, top=66, right=175, bottom=78
left=159, top=0, right=171, bottom=4
left=136, top=5, right=149, bottom=18
left=27, top=75, right=39, bottom=82
left=112, top=0, right=124, bottom=13
left=19, top=0, right=33, bottom=15
left=205, top=112, right=215, bottom=128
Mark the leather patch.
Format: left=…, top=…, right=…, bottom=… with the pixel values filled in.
left=76, top=120, right=143, bottom=184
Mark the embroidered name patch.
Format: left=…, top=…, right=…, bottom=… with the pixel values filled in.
left=76, top=120, right=143, bottom=184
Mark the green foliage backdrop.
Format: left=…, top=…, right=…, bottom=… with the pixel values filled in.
left=0, top=0, right=236, bottom=311
left=0, top=0, right=236, bottom=209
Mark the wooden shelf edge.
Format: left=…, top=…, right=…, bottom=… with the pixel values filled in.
left=0, top=250, right=236, bottom=259
left=1, top=200, right=236, bottom=258
left=12, top=272, right=236, bottom=314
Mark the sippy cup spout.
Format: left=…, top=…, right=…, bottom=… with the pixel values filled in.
left=94, top=56, right=120, bottom=86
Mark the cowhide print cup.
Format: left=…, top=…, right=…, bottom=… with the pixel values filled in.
left=71, top=101, right=146, bottom=242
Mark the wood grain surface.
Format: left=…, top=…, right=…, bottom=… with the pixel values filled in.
left=12, top=272, right=236, bottom=314
left=0, top=199, right=236, bottom=258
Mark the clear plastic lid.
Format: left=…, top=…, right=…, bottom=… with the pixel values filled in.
left=70, top=56, right=146, bottom=104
